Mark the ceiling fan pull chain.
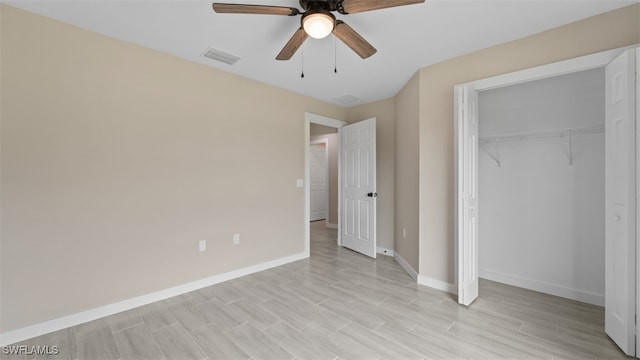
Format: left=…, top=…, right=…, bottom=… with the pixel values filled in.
left=334, top=35, right=338, bottom=73
left=301, top=47, right=305, bottom=78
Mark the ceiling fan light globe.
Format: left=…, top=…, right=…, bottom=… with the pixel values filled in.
left=303, top=13, right=334, bottom=39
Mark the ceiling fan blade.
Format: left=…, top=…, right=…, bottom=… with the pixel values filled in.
left=333, top=20, right=377, bottom=59
left=339, top=0, right=424, bottom=14
left=276, top=27, right=308, bottom=60
left=212, top=3, right=299, bottom=16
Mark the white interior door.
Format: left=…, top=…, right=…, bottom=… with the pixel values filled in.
left=455, top=85, right=479, bottom=306
left=605, top=49, right=636, bottom=357
left=310, top=143, right=328, bottom=221
left=341, top=118, right=376, bottom=258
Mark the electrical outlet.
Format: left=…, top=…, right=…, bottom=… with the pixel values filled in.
left=199, top=240, right=206, bottom=252
left=233, top=234, right=240, bottom=245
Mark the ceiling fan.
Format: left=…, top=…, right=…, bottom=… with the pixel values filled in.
left=212, top=0, right=425, bottom=60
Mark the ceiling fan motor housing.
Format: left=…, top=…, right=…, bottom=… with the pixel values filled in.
left=299, top=0, right=345, bottom=13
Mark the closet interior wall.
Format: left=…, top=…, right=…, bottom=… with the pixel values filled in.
left=478, top=68, right=606, bottom=306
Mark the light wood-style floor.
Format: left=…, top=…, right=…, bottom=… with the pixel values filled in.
left=6, top=221, right=631, bottom=359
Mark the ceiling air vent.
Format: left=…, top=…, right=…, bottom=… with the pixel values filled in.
left=334, top=94, right=360, bottom=106
left=203, top=47, right=240, bottom=65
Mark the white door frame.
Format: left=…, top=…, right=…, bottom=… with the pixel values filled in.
left=310, top=138, right=330, bottom=222
left=454, top=45, right=640, bottom=308
left=636, top=46, right=640, bottom=355
left=304, top=113, right=347, bottom=257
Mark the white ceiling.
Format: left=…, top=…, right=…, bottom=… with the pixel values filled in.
left=6, top=0, right=638, bottom=107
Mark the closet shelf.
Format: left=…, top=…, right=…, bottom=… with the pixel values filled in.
left=479, top=124, right=604, bottom=144
left=479, top=124, right=604, bottom=167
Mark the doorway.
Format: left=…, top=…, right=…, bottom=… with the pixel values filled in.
left=304, top=113, right=378, bottom=259
left=304, top=113, right=346, bottom=257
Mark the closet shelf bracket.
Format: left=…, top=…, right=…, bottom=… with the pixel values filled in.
left=568, top=131, right=574, bottom=165
left=489, top=137, right=501, bottom=167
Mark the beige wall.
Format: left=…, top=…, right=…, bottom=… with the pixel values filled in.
left=346, top=98, right=395, bottom=252
left=415, top=4, right=640, bottom=284
left=310, top=133, right=339, bottom=226
left=0, top=4, right=346, bottom=332
left=392, top=74, right=420, bottom=271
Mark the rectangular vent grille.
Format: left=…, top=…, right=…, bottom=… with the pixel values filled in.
left=334, top=94, right=360, bottom=106
left=203, top=47, right=240, bottom=65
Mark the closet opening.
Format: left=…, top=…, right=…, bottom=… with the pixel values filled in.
left=455, top=46, right=638, bottom=356
left=477, top=68, right=605, bottom=306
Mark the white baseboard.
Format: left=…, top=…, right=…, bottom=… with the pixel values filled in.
left=479, top=268, right=604, bottom=306
left=325, top=223, right=338, bottom=229
left=0, top=252, right=308, bottom=346
left=393, top=252, right=417, bottom=281
left=418, top=275, right=457, bottom=295
left=376, top=247, right=394, bottom=257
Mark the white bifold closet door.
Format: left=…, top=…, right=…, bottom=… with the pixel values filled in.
left=604, top=48, right=636, bottom=357
left=456, top=86, right=479, bottom=306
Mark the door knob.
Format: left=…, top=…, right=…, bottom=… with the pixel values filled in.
left=367, top=192, right=378, bottom=197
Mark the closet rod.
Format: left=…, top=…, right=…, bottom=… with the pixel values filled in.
left=479, top=124, right=604, bottom=144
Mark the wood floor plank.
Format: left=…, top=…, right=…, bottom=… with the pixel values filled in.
left=264, top=322, right=335, bottom=360
left=75, top=319, right=120, bottom=360
left=373, top=322, right=456, bottom=359
left=447, top=321, right=552, bottom=359
left=258, top=299, right=318, bottom=330
left=520, top=322, right=628, bottom=359
left=106, top=308, right=143, bottom=333
left=279, top=281, right=330, bottom=304
left=338, top=322, right=424, bottom=360
left=482, top=322, right=597, bottom=360
left=196, top=298, right=247, bottom=330
left=31, top=327, right=77, bottom=360
left=228, top=298, right=281, bottom=331
left=319, top=298, right=386, bottom=330
left=301, top=323, right=381, bottom=360
left=113, top=324, right=165, bottom=360
left=137, top=302, right=178, bottom=332
left=190, top=323, right=250, bottom=360
left=168, top=301, right=213, bottom=331
left=199, top=282, right=244, bottom=304
left=151, top=323, right=207, bottom=360
left=411, top=321, right=508, bottom=359
left=251, top=281, right=303, bottom=304
left=225, top=323, right=293, bottom=360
